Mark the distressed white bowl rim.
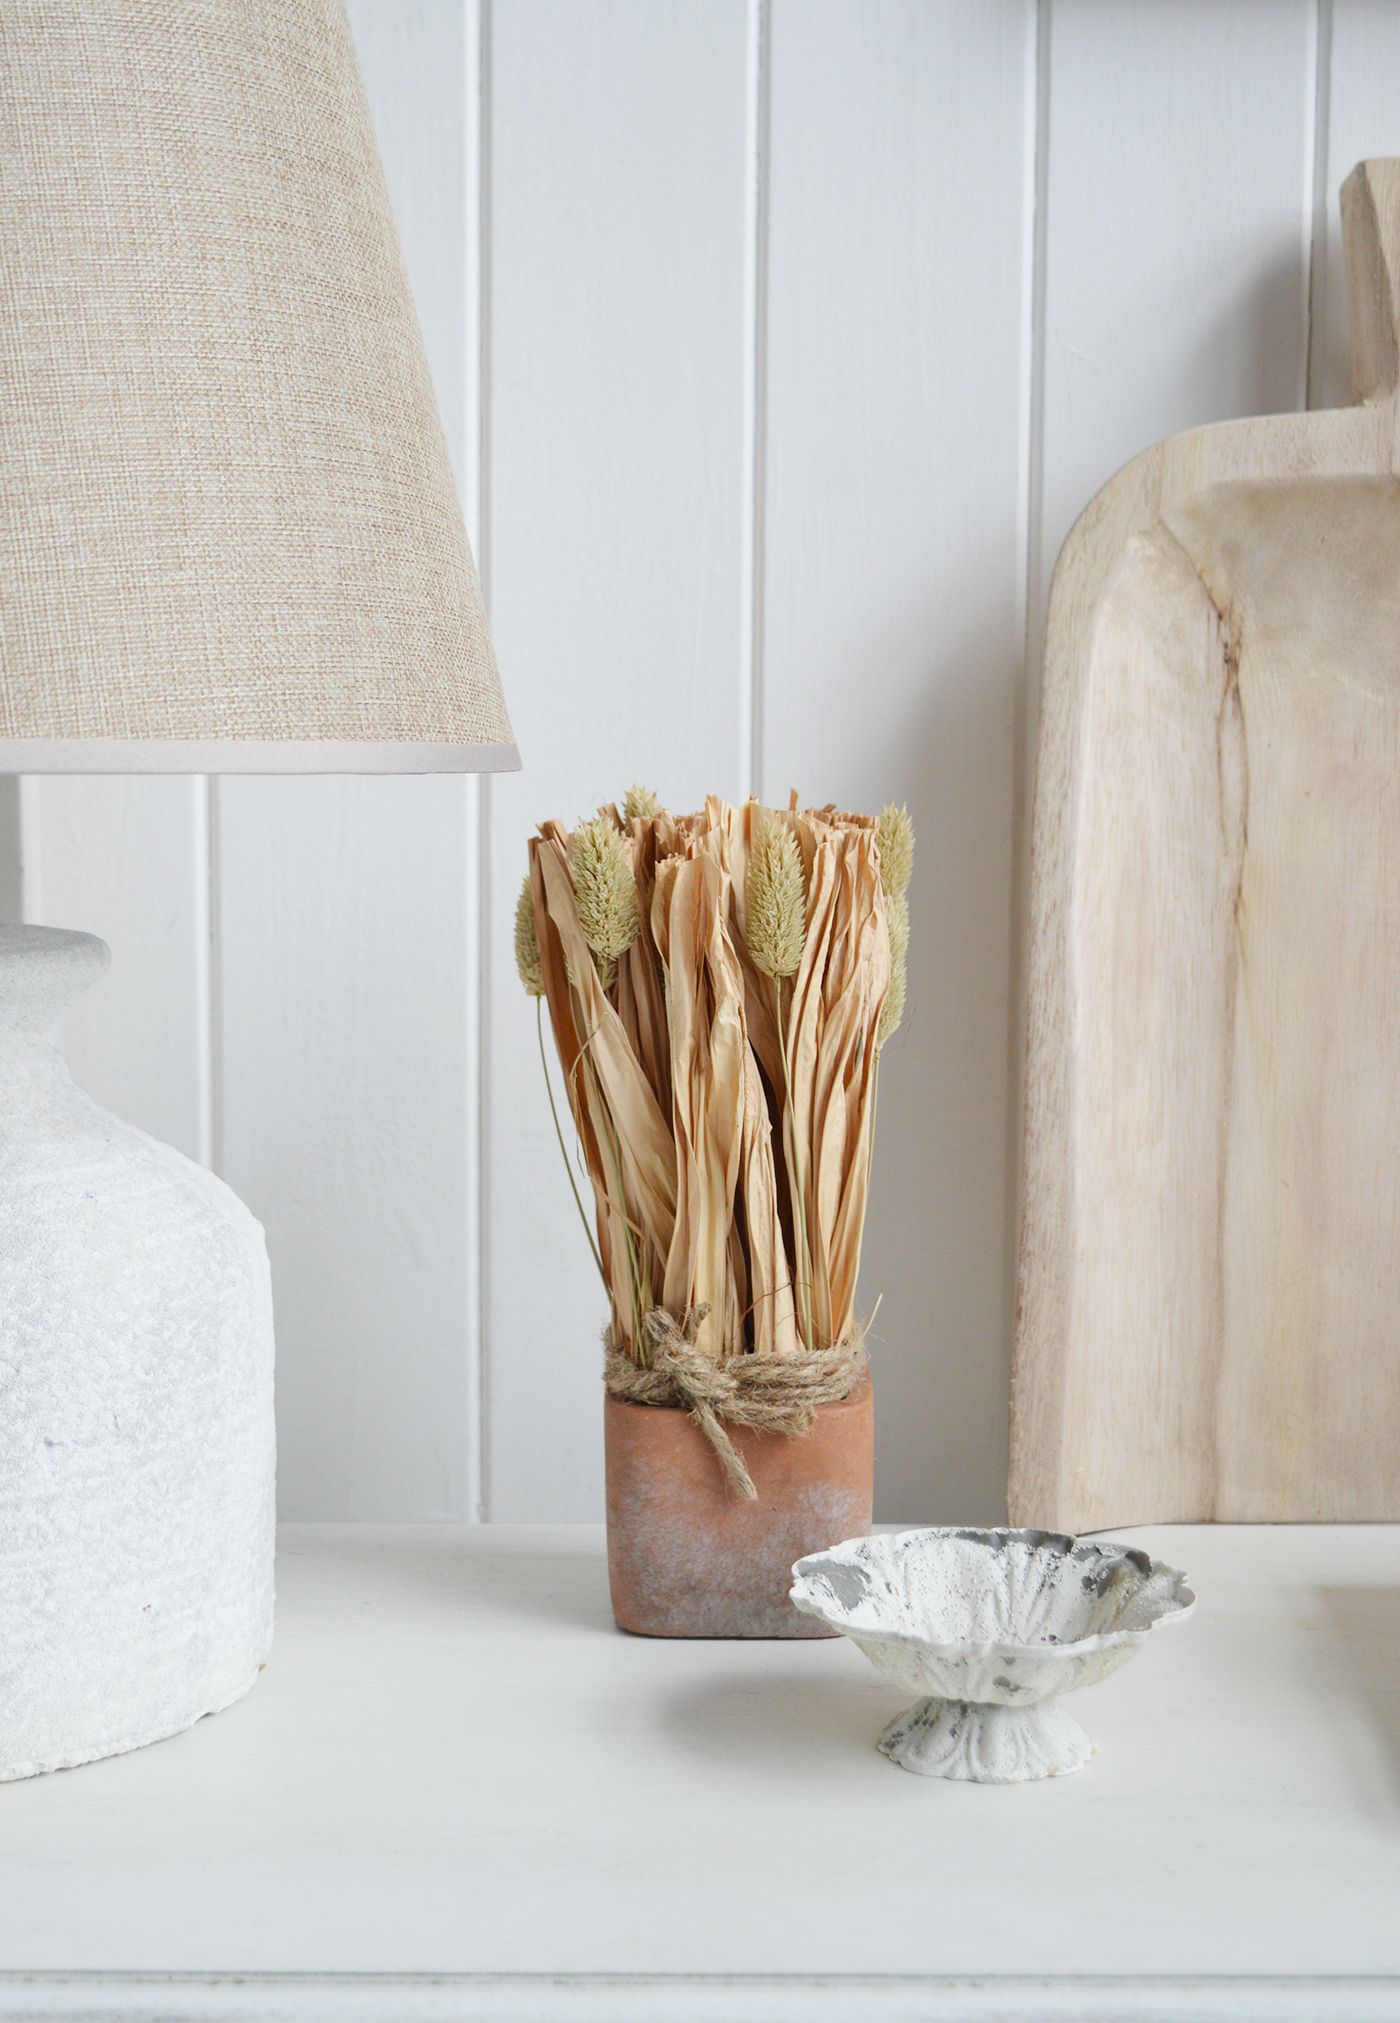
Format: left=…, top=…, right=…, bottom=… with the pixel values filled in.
left=790, top=1526, right=1196, bottom=1665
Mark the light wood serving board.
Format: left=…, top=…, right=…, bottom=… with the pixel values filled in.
left=1011, top=159, right=1400, bottom=1530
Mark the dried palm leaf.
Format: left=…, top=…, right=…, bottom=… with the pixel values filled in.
left=877, top=803, right=915, bottom=897
left=533, top=830, right=676, bottom=1354
left=651, top=850, right=748, bottom=1361
left=514, top=875, right=544, bottom=997
left=569, top=816, right=638, bottom=990
left=623, top=783, right=664, bottom=823
left=527, top=790, right=904, bottom=1366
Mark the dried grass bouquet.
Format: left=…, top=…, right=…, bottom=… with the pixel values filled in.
left=517, top=791, right=913, bottom=1495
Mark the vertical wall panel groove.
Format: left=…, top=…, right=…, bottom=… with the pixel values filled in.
left=207, top=776, right=226, bottom=1181
left=1312, top=0, right=1400, bottom=413
left=190, top=775, right=214, bottom=1173
left=476, top=0, right=495, bottom=1524
left=0, top=777, right=22, bottom=924
left=10, top=5, right=1398, bottom=1527
left=762, top=0, right=1033, bottom=1521
left=1021, top=0, right=1052, bottom=756
left=470, top=0, right=495, bottom=1522
left=1004, top=0, right=1048, bottom=1485
left=218, top=0, right=482, bottom=1522
left=740, top=0, right=771, bottom=805
left=485, top=0, right=751, bottom=1520
left=1305, top=0, right=1335, bottom=408
left=462, top=0, right=488, bottom=1526
left=1039, top=1, right=1315, bottom=595
left=17, top=779, right=42, bottom=925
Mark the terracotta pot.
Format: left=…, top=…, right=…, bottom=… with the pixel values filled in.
left=604, top=1377, right=874, bottom=1637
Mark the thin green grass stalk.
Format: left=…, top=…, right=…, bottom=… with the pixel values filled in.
left=568, top=1034, right=653, bottom=1251
left=537, top=999, right=607, bottom=1291
left=866, top=1049, right=881, bottom=1195
left=595, top=1070, right=648, bottom=1360
left=773, top=975, right=816, bottom=1351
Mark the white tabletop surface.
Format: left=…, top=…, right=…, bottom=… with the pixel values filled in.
left=2, top=1522, right=1399, bottom=2022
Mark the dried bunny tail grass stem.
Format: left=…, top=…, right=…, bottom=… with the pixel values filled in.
left=537, top=998, right=608, bottom=1291
left=532, top=792, right=897, bottom=1375
left=877, top=952, right=907, bottom=1048
left=871, top=876, right=907, bottom=1200
left=745, top=808, right=815, bottom=1346
left=886, top=888, right=910, bottom=966
left=623, top=783, right=664, bottom=823
left=519, top=866, right=608, bottom=1291
left=877, top=803, right=914, bottom=897
left=582, top=1045, right=648, bottom=1353
left=569, top=816, right=639, bottom=989
left=878, top=888, right=909, bottom=1050
left=877, top=818, right=912, bottom=1048
left=746, top=814, right=806, bottom=980
left=533, top=829, right=677, bottom=1358
left=514, top=875, right=544, bottom=997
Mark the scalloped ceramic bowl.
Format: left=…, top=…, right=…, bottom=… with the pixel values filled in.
left=790, top=1527, right=1194, bottom=1783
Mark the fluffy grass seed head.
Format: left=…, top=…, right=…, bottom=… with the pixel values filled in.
left=747, top=815, right=806, bottom=980
left=569, top=816, right=639, bottom=990
left=878, top=890, right=909, bottom=1048
left=877, top=803, right=914, bottom=899
left=878, top=954, right=907, bottom=1048
left=623, top=783, right=664, bottom=824
left=515, top=875, right=544, bottom=997
left=886, top=889, right=909, bottom=966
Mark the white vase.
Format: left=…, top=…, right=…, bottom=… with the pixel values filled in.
left=0, top=924, right=275, bottom=1780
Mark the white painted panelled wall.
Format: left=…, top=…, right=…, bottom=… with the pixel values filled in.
left=2, top=1, right=1395, bottom=1523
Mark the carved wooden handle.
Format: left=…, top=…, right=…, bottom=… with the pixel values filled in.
left=1341, top=158, right=1400, bottom=405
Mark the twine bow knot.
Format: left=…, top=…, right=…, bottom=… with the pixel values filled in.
left=604, top=1305, right=867, bottom=1501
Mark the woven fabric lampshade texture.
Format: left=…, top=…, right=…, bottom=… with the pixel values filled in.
left=0, top=0, right=518, bottom=774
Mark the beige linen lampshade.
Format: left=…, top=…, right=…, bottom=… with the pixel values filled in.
left=0, top=0, right=518, bottom=775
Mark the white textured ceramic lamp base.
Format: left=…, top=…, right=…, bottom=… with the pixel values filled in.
left=0, top=926, right=275, bottom=1782
left=878, top=1695, right=1095, bottom=1783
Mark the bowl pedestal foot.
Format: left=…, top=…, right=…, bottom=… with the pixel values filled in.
left=877, top=1695, right=1094, bottom=1783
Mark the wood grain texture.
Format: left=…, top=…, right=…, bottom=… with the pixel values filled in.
left=12, top=5, right=1397, bottom=1527
left=1010, top=159, right=1400, bottom=1530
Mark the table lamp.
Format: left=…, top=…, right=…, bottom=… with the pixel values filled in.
left=0, top=1, right=517, bottom=1778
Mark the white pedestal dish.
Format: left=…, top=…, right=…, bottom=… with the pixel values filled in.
left=0, top=925, right=275, bottom=1781
left=791, top=1525, right=1194, bottom=1782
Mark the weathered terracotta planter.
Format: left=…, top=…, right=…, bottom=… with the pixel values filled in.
left=604, top=1377, right=874, bottom=1637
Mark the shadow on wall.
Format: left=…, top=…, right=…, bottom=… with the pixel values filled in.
left=837, top=596, right=1018, bottom=1531
left=1246, top=245, right=1317, bottom=417
left=1137, top=245, right=1314, bottom=444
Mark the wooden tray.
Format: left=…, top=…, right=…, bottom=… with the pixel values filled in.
left=1011, top=160, right=1400, bottom=1529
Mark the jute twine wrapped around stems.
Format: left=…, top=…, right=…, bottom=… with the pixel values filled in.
left=604, top=1305, right=867, bottom=1501
left=523, top=792, right=906, bottom=1506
